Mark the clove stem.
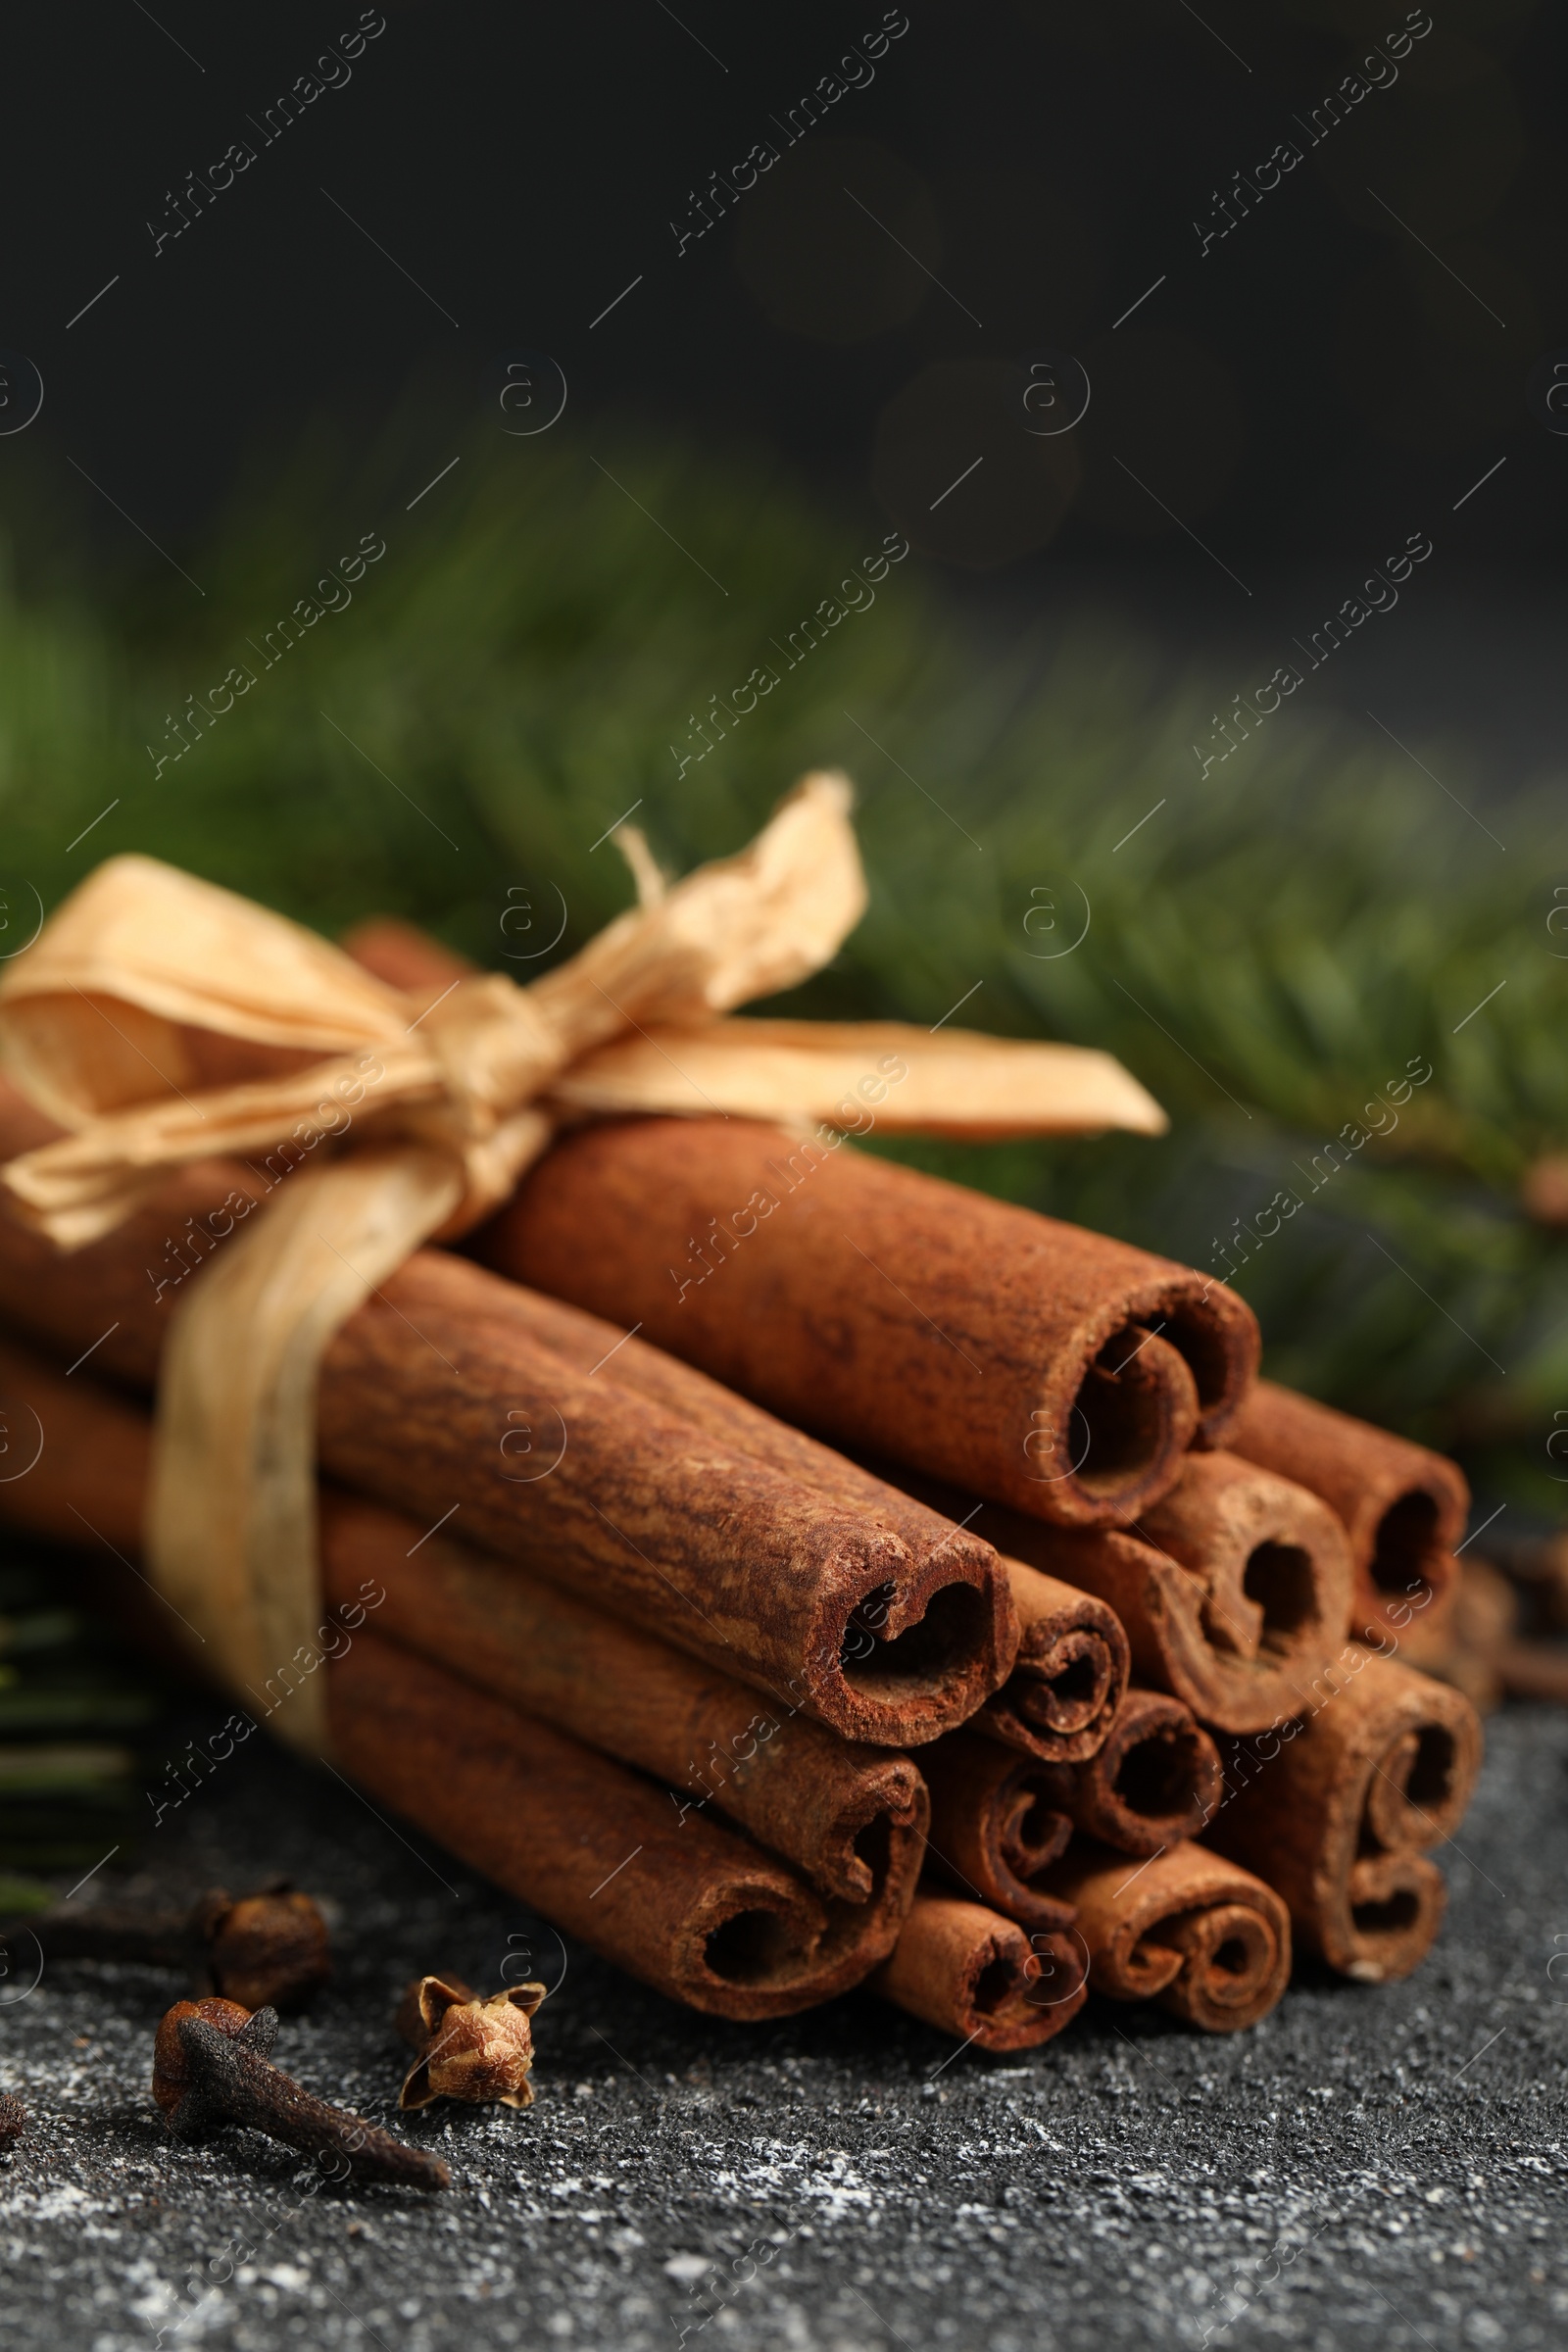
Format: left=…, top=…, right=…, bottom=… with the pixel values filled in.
left=161, top=2004, right=448, bottom=2189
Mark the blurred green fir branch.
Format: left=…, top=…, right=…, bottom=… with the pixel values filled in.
left=2, top=409, right=1565, bottom=1503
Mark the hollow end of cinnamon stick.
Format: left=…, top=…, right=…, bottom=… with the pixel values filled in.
left=482, top=1114, right=1258, bottom=1535
left=319, top=1489, right=931, bottom=1917
left=823, top=1553, right=1018, bottom=1750
left=958, top=1455, right=1354, bottom=1737
left=1334, top=1852, right=1447, bottom=1984
left=1206, top=1646, right=1481, bottom=1983
left=1127, top=1451, right=1356, bottom=1732
left=1049, top=1838, right=1291, bottom=2032
left=1064, top=1689, right=1223, bottom=1856
left=974, top=1561, right=1130, bottom=1764
left=871, top=1893, right=1086, bottom=2051
left=332, top=1634, right=911, bottom=2021
left=919, top=1731, right=1075, bottom=1934
left=1226, top=1380, right=1468, bottom=1639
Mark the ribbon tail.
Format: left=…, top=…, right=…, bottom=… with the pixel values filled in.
left=146, top=1146, right=465, bottom=1754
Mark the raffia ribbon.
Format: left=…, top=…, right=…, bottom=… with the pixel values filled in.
left=0, top=774, right=1164, bottom=1753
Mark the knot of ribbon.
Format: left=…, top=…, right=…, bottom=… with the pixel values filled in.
left=0, top=774, right=1163, bottom=1751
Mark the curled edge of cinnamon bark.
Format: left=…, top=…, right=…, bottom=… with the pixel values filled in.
left=870, top=1892, right=1087, bottom=2052
left=1042, top=1688, right=1223, bottom=1858
left=970, top=1561, right=1130, bottom=1764
left=950, top=1454, right=1354, bottom=1736
left=1046, top=1838, right=1292, bottom=2033
left=1226, top=1378, right=1467, bottom=1638
left=322, top=1492, right=930, bottom=1923
left=918, top=1731, right=1075, bottom=1934
left=1206, top=1644, right=1482, bottom=1983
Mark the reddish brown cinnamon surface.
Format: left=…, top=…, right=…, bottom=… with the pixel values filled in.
left=1227, top=1379, right=1467, bottom=1637
left=335, top=1634, right=904, bottom=2019
left=938, top=1453, right=1353, bottom=1734
left=348, top=915, right=1253, bottom=1532
left=477, top=1116, right=1258, bottom=1528
left=869, top=1892, right=1086, bottom=2050
left=322, top=1494, right=928, bottom=1915
left=0, top=1332, right=918, bottom=2019
left=918, top=1731, right=1074, bottom=1934
left=0, top=1332, right=925, bottom=1965
left=1205, top=1646, right=1482, bottom=1982
left=1046, top=1838, right=1291, bottom=2031
left=970, top=1561, right=1130, bottom=1764
left=1035, top=1687, right=1222, bottom=1857
left=0, top=1086, right=1012, bottom=1748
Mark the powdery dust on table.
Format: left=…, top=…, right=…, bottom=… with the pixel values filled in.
left=0, top=1704, right=1564, bottom=2352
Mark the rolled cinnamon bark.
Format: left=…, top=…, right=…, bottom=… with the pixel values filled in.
left=0, top=1333, right=921, bottom=2019
left=1046, top=1838, right=1291, bottom=2031
left=321, top=1494, right=927, bottom=1914
left=335, top=1633, right=903, bottom=2018
left=869, top=1892, right=1086, bottom=2050
left=0, top=1086, right=1013, bottom=1747
left=918, top=1732, right=1075, bottom=1934
left=1226, top=1379, right=1467, bottom=1637
left=347, top=918, right=1253, bottom=1530
left=912, top=1453, right=1353, bottom=1735
left=0, top=1331, right=926, bottom=1944
left=971, top=1562, right=1130, bottom=1764
left=475, top=1117, right=1258, bottom=1529
left=1205, top=1646, right=1482, bottom=1983
left=1039, top=1688, right=1222, bottom=1856
left=415, top=1246, right=1017, bottom=1621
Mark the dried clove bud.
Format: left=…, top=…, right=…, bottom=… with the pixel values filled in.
left=5, top=1880, right=329, bottom=2012
left=395, top=1973, right=546, bottom=2111
left=197, top=1887, right=330, bottom=2011
left=153, top=1998, right=449, bottom=2190
left=0, top=2090, right=24, bottom=2153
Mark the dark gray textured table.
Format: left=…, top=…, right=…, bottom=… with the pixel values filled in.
left=2, top=1698, right=1566, bottom=2352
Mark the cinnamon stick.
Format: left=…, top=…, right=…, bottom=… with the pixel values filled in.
left=357, top=915, right=1251, bottom=1533
left=1046, top=1838, right=1291, bottom=2031
left=0, top=1333, right=920, bottom=2020
left=320, top=1494, right=928, bottom=1916
left=911, top=1452, right=1352, bottom=1735
left=917, top=1731, right=1075, bottom=1935
left=335, top=1633, right=904, bottom=2019
left=870, top=1892, right=1086, bottom=2051
left=0, top=1331, right=925, bottom=1949
left=970, top=1562, right=1130, bottom=1764
left=920, top=1690, right=1218, bottom=1950
left=0, top=1085, right=1013, bottom=1748
left=1226, top=1379, right=1467, bottom=1637
left=1036, top=1687, right=1222, bottom=1856
left=474, top=1117, right=1259, bottom=1529
left=1205, top=1645, right=1482, bottom=1983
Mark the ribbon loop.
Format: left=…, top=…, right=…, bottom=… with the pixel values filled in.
left=0, top=769, right=1166, bottom=1751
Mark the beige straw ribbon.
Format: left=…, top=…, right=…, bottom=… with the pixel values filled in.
left=0, top=774, right=1164, bottom=1753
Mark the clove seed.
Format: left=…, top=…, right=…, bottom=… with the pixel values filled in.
left=396, top=1973, right=546, bottom=2110
left=0, top=2090, right=24, bottom=2153
left=153, top=1998, right=449, bottom=2189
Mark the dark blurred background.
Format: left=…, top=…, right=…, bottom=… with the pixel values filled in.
left=5, top=0, right=1564, bottom=570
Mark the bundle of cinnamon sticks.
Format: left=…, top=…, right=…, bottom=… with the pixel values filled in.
left=0, top=913, right=1485, bottom=2054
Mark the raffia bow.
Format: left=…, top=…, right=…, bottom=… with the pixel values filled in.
left=0, top=774, right=1164, bottom=1752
